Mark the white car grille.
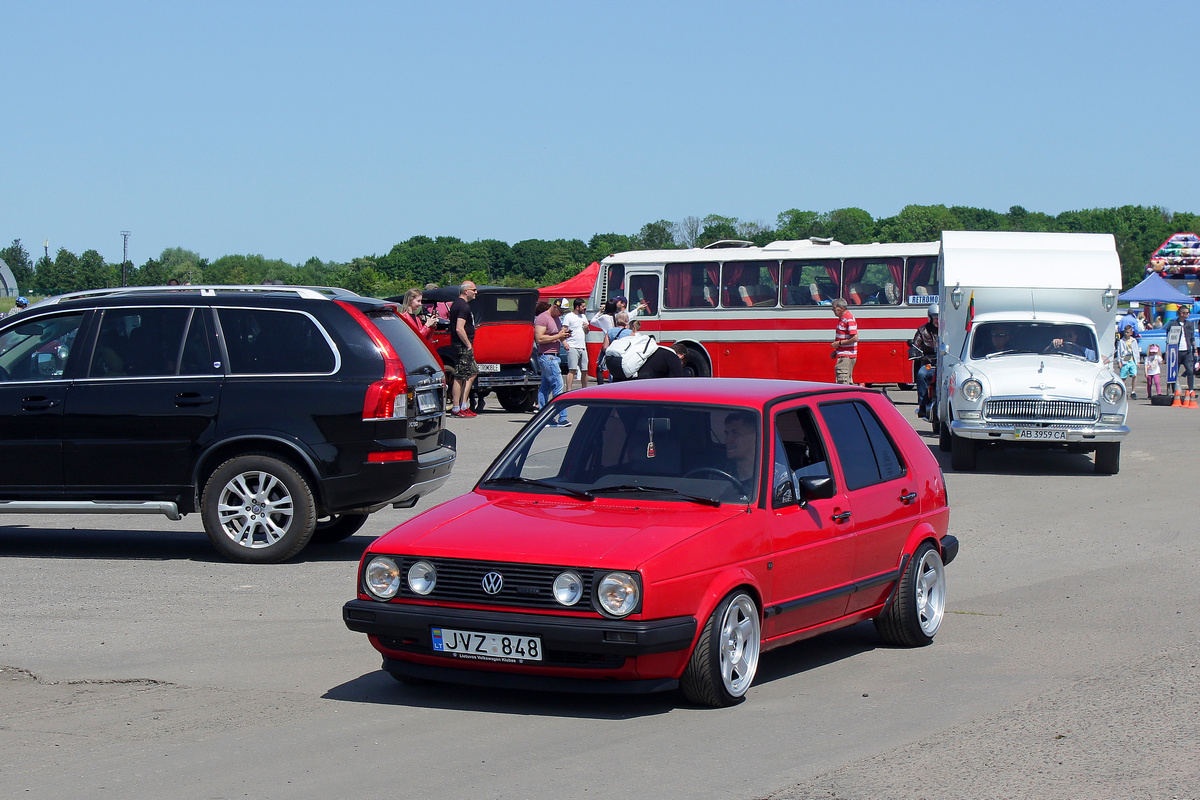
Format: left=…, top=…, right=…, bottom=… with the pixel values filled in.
left=984, top=399, right=1099, bottom=423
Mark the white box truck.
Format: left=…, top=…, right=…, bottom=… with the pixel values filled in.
left=934, top=231, right=1129, bottom=474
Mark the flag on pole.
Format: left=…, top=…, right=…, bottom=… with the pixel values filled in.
left=965, top=291, right=975, bottom=331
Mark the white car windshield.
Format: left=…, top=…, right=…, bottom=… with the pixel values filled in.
left=969, top=321, right=1099, bottom=362
left=480, top=400, right=761, bottom=505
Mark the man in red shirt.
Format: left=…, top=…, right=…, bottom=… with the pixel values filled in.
left=830, top=299, right=858, bottom=385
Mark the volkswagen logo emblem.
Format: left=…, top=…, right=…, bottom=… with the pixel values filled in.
left=481, top=571, right=504, bottom=595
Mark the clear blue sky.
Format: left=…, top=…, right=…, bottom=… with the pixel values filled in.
left=3, top=1, right=1195, bottom=267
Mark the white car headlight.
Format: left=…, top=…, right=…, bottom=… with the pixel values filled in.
left=596, top=571, right=640, bottom=617
left=364, top=556, right=401, bottom=599
left=407, top=560, right=437, bottom=595
left=552, top=571, right=584, bottom=606
left=1102, top=381, right=1125, bottom=404
left=961, top=379, right=983, bottom=402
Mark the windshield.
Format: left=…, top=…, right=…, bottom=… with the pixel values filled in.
left=969, top=321, right=1099, bottom=362
left=481, top=400, right=761, bottom=505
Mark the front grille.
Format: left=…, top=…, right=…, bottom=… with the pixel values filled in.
left=984, top=399, right=1099, bottom=423
left=395, top=556, right=598, bottom=612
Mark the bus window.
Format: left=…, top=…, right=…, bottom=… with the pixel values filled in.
left=844, top=258, right=902, bottom=306
left=606, top=264, right=625, bottom=302
left=628, top=274, right=660, bottom=316
left=664, top=262, right=719, bottom=309
left=780, top=259, right=838, bottom=306
left=905, top=256, right=939, bottom=305
left=720, top=260, right=778, bottom=308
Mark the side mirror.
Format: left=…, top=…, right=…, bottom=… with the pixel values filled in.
left=797, top=475, right=834, bottom=503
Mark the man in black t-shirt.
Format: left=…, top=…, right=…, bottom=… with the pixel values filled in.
left=448, top=281, right=478, bottom=417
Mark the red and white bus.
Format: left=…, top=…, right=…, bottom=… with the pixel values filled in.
left=587, top=238, right=940, bottom=384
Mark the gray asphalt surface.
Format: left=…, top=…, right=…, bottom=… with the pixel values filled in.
left=1, top=391, right=1197, bottom=799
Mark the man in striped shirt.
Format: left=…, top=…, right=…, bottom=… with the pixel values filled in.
left=830, top=298, right=858, bottom=385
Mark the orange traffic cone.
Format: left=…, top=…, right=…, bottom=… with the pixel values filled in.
left=1186, top=391, right=1198, bottom=409
left=1171, top=388, right=1182, bottom=407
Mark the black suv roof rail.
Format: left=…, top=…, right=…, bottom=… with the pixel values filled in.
left=34, top=284, right=365, bottom=307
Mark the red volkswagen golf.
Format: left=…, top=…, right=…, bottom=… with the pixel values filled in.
left=344, top=378, right=956, bottom=707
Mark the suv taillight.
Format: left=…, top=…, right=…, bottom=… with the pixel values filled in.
left=337, top=301, right=410, bottom=419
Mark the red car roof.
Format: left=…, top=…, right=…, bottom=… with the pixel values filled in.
left=565, top=377, right=867, bottom=407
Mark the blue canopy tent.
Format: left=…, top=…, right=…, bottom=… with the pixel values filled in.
left=1118, top=271, right=1194, bottom=304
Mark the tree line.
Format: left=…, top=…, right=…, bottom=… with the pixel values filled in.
left=4, top=203, right=1195, bottom=298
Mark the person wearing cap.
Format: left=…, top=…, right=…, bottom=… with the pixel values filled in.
left=911, top=304, right=939, bottom=419
left=1145, top=343, right=1163, bottom=397
left=614, top=295, right=648, bottom=319
left=6, top=297, right=29, bottom=318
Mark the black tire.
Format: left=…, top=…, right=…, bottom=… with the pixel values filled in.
left=201, top=453, right=317, bottom=563
left=938, top=412, right=951, bottom=452
left=497, top=387, right=537, bottom=413
left=930, top=406, right=941, bottom=436
left=310, top=512, right=370, bottom=544
left=875, top=541, right=946, bottom=647
left=680, top=590, right=760, bottom=708
left=949, top=431, right=976, bottom=470
left=1094, top=442, right=1121, bottom=475
left=682, top=346, right=711, bottom=378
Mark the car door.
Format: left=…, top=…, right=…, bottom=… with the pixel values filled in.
left=762, top=402, right=856, bottom=639
left=817, top=398, right=917, bottom=615
left=0, top=311, right=88, bottom=498
left=62, top=306, right=223, bottom=498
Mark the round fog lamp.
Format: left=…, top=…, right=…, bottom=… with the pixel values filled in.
left=597, top=571, right=639, bottom=617
left=407, top=560, right=437, bottom=595
left=552, top=571, right=583, bottom=606
left=364, top=556, right=401, bottom=599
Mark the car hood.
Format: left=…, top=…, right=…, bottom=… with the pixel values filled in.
left=964, top=354, right=1115, bottom=399
left=370, top=491, right=746, bottom=567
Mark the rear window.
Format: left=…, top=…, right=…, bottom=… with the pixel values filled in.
left=368, top=310, right=443, bottom=375
left=819, top=400, right=906, bottom=490
left=218, top=308, right=337, bottom=375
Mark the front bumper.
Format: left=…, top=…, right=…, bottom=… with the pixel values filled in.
left=343, top=600, right=697, bottom=666
left=949, top=420, right=1129, bottom=443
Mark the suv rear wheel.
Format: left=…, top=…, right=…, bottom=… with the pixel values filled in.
left=202, top=454, right=316, bottom=563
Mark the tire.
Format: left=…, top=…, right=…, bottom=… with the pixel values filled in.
left=310, top=512, right=370, bottom=544
left=930, top=406, right=941, bottom=436
left=938, top=406, right=951, bottom=452
left=875, top=541, right=946, bottom=647
left=682, top=347, right=711, bottom=378
left=1094, top=442, right=1121, bottom=475
left=680, top=590, right=760, bottom=707
left=497, top=387, right=537, bottom=413
left=950, top=431, right=976, bottom=470
left=201, top=454, right=317, bottom=563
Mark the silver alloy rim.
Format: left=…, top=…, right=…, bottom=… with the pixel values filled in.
left=216, top=471, right=295, bottom=548
left=916, top=549, right=947, bottom=636
left=719, top=594, right=760, bottom=697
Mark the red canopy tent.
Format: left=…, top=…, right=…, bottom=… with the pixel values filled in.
left=538, top=261, right=600, bottom=300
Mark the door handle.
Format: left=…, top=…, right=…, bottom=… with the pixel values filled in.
left=831, top=511, right=851, bottom=523
left=22, top=397, right=59, bottom=410
left=175, top=393, right=214, bottom=406
left=900, top=491, right=918, bottom=505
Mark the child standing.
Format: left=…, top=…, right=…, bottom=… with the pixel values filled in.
left=1145, top=343, right=1163, bottom=397
left=1116, top=326, right=1141, bottom=399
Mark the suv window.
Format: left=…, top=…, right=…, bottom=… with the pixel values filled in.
left=218, top=308, right=336, bottom=375
left=819, top=400, right=906, bottom=490
left=90, top=307, right=191, bottom=377
left=368, top=309, right=443, bottom=375
left=0, top=312, right=85, bottom=381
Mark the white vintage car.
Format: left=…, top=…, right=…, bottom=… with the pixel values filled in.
left=937, top=313, right=1129, bottom=474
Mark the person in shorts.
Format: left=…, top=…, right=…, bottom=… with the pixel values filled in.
left=561, top=298, right=589, bottom=391
left=830, top=299, right=858, bottom=384
left=1115, top=325, right=1141, bottom=400
left=449, top=281, right=479, bottom=417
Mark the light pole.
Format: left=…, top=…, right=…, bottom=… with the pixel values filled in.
left=120, top=231, right=131, bottom=286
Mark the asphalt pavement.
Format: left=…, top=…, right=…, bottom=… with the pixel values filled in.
left=1, top=390, right=1197, bottom=800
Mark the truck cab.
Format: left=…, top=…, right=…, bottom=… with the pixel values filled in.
left=934, top=232, right=1129, bottom=474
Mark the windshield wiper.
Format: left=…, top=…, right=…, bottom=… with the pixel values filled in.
left=479, top=476, right=594, bottom=501
left=985, top=349, right=1017, bottom=358
left=590, top=484, right=722, bottom=507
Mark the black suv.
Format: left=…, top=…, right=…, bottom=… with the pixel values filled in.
left=0, top=285, right=456, bottom=562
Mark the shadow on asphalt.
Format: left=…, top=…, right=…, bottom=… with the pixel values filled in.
left=324, top=621, right=883, bottom=716
left=0, top=526, right=373, bottom=562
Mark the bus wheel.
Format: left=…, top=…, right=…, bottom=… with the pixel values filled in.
left=683, top=347, right=711, bottom=378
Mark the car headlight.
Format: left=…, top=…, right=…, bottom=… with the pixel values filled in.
left=960, top=379, right=983, bottom=402
left=364, top=556, right=401, bottom=599
left=552, top=571, right=584, bottom=606
left=407, top=560, right=437, bottom=595
left=1102, top=381, right=1125, bottom=404
left=596, top=571, right=639, bottom=617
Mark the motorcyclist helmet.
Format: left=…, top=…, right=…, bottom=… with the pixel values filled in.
left=927, top=303, right=939, bottom=318
left=15, top=296, right=28, bottom=307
